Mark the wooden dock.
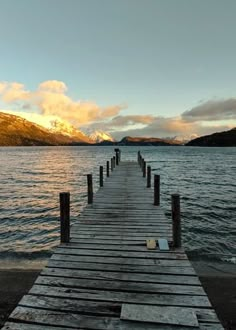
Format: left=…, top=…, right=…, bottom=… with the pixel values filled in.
left=3, top=155, right=224, bottom=329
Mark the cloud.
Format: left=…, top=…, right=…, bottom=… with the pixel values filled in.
left=182, top=99, right=236, bottom=121
left=0, top=80, right=125, bottom=126
left=111, top=116, right=234, bottom=140
left=1, top=80, right=235, bottom=139
left=0, top=82, right=30, bottom=103
left=38, top=80, right=67, bottom=93
left=109, top=115, right=155, bottom=127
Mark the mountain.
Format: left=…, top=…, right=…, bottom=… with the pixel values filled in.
left=118, top=136, right=182, bottom=146
left=186, top=128, right=236, bottom=146
left=0, top=112, right=91, bottom=146
left=88, top=130, right=115, bottom=143
left=43, top=118, right=92, bottom=144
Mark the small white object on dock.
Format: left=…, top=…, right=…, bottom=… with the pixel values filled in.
left=146, top=239, right=156, bottom=250
left=158, top=238, right=170, bottom=250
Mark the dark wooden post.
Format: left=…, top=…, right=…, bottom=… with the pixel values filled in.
left=147, top=166, right=151, bottom=188
left=154, top=174, right=160, bottom=205
left=99, top=166, right=103, bottom=187
left=111, top=158, right=113, bottom=171
left=137, top=151, right=140, bottom=164
left=143, top=161, right=146, bottom=177
left=115, top=148, right=120, bottom=165
left=172, top=194, right=181, bottom=248
left=87, top=174, right=93, bottom=204
left=115, top=152, right=119, bottom=165
left=106, top=161, right=109, bottom=177
left=60, top=192, right=70, bottom=243
left=113, top=156, right=116, bottom=168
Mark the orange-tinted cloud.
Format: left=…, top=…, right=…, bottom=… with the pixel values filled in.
left=0, top=80, right=126, bottom=126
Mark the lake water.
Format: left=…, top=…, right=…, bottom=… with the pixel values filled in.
left=0, top=146, right=235, bottom=267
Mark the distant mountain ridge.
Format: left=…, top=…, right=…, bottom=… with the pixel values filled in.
left=118, top=136, right=182, bottom=146
left=186, top=128, right=236, bottom=146
left=1, top=111, right=235, bottom=147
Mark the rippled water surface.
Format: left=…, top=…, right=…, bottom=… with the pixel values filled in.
left=0, top=146, right=235, bottom=263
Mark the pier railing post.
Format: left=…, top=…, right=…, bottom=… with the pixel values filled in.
left=143, top=161, right=146, bottom=178
left=154, top=174, right=160, bottom=205
left=172, top=194, right=181, bottom=248
left=113, top=156, right=116, bottom=169
left=115, top=148, right=120, bottom=165
left=60, top=192, right=70, bottom=243
left=87, top=174, right=93, bottom=204
left=99, top=166, right=103, bottom=187
left=147, top=166, right=151, bottom=188
left=140, top=157, right=143, bottom=170
left=137, top=151, right=140, bottom=164
left=111, top=158, right=113, bottom=171
left=106, top=161, right=109, bottom=177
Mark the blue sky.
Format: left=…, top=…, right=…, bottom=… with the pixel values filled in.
left=0, top=0, right=236, bottom=138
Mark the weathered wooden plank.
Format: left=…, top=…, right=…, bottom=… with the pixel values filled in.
left=70, top=238, right=154, bottom=245
left=70, top=234, right=173, bottom=241
left=58, top=244, right=186, bottom=258
left=72, top=227, right=171, bottom=233
left=2, top=323, right=74, bottom=330
left=2, top=322, right=224, bottom=330
left=36, top=274, right=206, bottom=295
left=45, top=265, right=200, bottom=285
left=19, top=294, right=120, bottom=316
left=54, top=247, right=185, bottom=260
left=74, top=223, right=171, bottom=229
left=76, top=220, right=170, bottom=225
left=50, top=255, right=196, bottom=274
left=30, top=285, right=211, bottom=307
left=9, top=306, right=206, bottom=330
left=51, top=253, right=193, bottom=267
left=121, top=304, right=199, bottom=327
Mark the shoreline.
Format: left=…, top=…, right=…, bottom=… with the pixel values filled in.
left=0, top=261, right=235, bottom=329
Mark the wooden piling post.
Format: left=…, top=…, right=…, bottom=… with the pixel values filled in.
left=60, top=192, right=70, bottom=243
left=111, top=158, right=113, bottom=171
left=154, top=174, right=160, bottom=205
left=106, top=161, right=109, bottom=177
left=87, top=174, right=93, bottom=204
left=115, top=148, right=120, bottom=165
left=115, top=152, right=119, bottom=165
left=99, top=166, right=103, bottom=187
left=113, top=156, right=116, bottom=168
left=137, top=151, right=140, bottom=164
left=147, top=166, right=151, bottom=188
left=172, top=194, right=181, bottom=248
left=143, top=161, right=146, bottom=178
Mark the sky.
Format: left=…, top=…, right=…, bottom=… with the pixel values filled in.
left=0, top=0, right=236, bottom=139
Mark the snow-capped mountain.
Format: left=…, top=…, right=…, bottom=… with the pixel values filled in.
left=0, top=111, right=92, bottom=144
left=45, top=118, right=91, bottom=142
left=89, top=130, right=115, bottom=143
